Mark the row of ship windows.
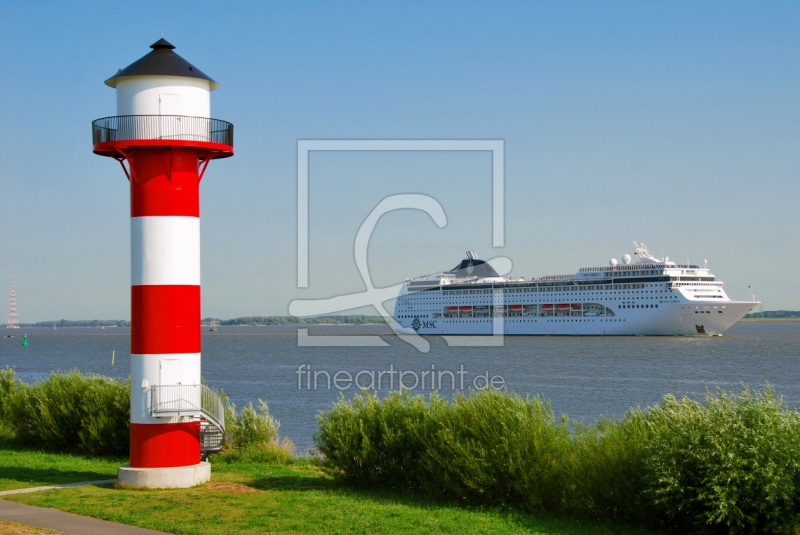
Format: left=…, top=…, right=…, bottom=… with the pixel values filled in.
left=438, top=304, right=660, bottom=313
left=441, top=304, right=617, bottom=318
left=442, top=283, right=650, bottom=295
left=410, top=290, right=670, bottom=303
left=417, top=292, right=668, bottom=300
left=409, top=292, right=676, bottom=308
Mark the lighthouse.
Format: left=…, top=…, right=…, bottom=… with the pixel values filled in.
left=92, top=39, right=232, bottom=488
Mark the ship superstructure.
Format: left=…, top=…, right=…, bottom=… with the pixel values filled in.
left=395, top=243, right=758, bottom=336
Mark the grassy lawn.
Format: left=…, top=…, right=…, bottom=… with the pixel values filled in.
left=0, top=440, right=122, bottom=492
left=0, top=427, right=658, bottom=534
left=0, top=457, right=659, bottom=535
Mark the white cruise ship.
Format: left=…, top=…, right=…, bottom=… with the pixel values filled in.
left=394, top=243, right=759, bottom=336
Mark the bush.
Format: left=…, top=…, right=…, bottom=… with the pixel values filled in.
left=6, top=370, right=130, bottom=456
left=214, top=399, right=294, bottom=464
left=0, top=367, right=21, bottom=420
left=0, top=369, right=295, bottom=464
left=314, top=389, right=429, bottom=486
left=224, top=400, right=280, bottom=449
left=421, top=390, right=573, bottom=512
left=315, top=386, right=800, bottom=533
left=645, top=386, right=800, bottom=533
left=571, top=409, right=663, bottom=524
left=216, top=437, right=297, bottom=464
left=315, top=389, right=574, bottom=510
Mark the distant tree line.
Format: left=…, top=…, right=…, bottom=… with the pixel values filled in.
left=744, top=310, right=800, bottom=319
left=1, top=319, right=131, bottom=328
left=1, top=316, right=387, bottom=328
left=203, top=315, right=387, bottom=326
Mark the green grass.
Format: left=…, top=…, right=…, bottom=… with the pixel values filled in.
left=0, top=430, right=123, bottom=491
left=0, top=454, right=658, bottom=535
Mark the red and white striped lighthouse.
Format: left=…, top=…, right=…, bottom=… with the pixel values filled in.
left=93, top=39, right=232, bottom=487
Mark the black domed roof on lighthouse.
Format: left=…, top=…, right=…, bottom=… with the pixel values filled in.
left=105, top=38, right=220, bottom=90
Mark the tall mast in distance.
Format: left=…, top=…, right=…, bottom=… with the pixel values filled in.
left=7, top=280, right=19, bottom=329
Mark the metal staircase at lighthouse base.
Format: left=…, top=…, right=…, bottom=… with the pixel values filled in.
left=148, top=384, right=226, bottom=458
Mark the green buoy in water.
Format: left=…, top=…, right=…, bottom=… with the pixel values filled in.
left=21, top=334, right=28, bottom=346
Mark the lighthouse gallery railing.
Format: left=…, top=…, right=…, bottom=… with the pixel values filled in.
left=149, top=384, right=225, bottom=432
left=92, top=115, right=234, bottom=146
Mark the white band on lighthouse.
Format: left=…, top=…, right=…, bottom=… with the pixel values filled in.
left=130, top=353, right=202, bottom=425
left=131, top=216, right=201, bottom=286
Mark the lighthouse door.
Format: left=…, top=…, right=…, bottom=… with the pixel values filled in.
left=159, top=93, right=182, bottom=115
left=159, top=94, right=182, bottom=139
left=159, top=359, right=183, bottom=386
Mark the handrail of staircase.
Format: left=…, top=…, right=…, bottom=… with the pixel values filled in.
left=149, top=384, right=225, bottom=432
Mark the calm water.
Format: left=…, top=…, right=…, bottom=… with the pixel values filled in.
left=1, top=322, right=798, bottom=452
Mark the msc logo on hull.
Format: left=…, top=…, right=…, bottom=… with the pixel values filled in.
left=412, top=318, right=437, bottom=332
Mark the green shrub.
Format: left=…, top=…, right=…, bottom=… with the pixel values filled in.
left=570, top=411, right=654, bottom=524
left=0, top=367, right=21, bottom=420
left=421, top=390, right=573, bottom=512
left=216, top=437, right=297, bottom=464
left=214, top=399, right=294, bottom=464
left=315, top=386, right=800, bottom=533
left=7, top=370, right=130, bottom=456
left=315, top=390, right=430, bottom=486
left=645, top=386, right=800, bottom=533
left=315, top=389, right=574, bottom=511
left=224, top=400, right=280, bottom=449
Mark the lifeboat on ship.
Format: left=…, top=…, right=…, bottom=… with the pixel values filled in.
left=571, top=304, right=582, bottom=310
left=541, top=304, right=554, bottom=310
left=460, top=306, right=473, bottom=311
left=556, top=304, right=570, bottom=310
left=510, top=305, right=523, bottom=310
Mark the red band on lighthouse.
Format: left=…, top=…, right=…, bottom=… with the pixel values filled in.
left=129, top=147, right=201, bottom=217
left=130, top=423, right=201, bottom=468
left=131, top=285, right=201, bottom=355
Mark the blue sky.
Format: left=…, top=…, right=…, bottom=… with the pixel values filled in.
left=1, top=1, right=798, bottom=321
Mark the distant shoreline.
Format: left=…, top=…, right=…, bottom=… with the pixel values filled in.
left=738, top=318, right=800, bottom=322
left=6, top=315, right=799, bottom=328
left=2, top=316, right=388, bottom=329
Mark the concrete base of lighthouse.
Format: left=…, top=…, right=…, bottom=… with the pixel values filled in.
left=117, top=462, right=211, bottom=489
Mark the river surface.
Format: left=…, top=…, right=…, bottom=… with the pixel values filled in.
left=1, top=322, right=798, bottom=452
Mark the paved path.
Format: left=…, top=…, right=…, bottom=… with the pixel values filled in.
left=0, top=496, right=169, bottom=534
